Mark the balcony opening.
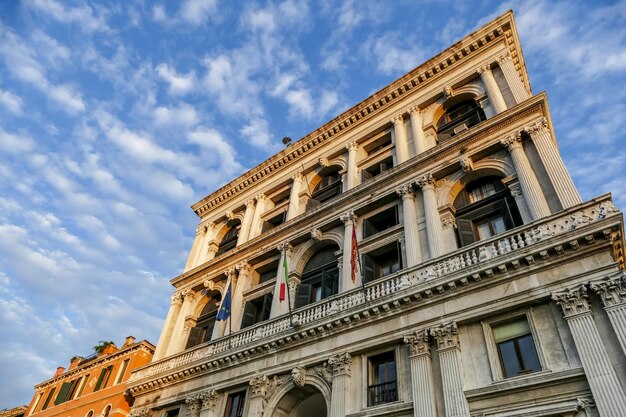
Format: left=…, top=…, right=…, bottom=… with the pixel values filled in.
left=307, top=170, right=342, bottom=210
left=362, top=205, right=399, bottom=238
left=362, top=156, right=394, bottom=182
left=361, top=241, right=402, bottom=283
left=262, top=211, right=287, bottom=233
left=295, top=245, right=339, bottom=308
left=454, top=176, right=522, bottom=247
left=256, top=260, right=278, bottom=284
left=216, top=220, right=241, bottom=255
left=241, top=293, right=273, bottom=329
left=436, top=98, right=486, bottom=142
left=185, top=294, right=220, bottom=349
left=368, top=350, right=398, bottom=406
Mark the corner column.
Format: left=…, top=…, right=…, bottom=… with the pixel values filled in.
left=392, top=114, right=410, bottom=164
left=346, top=141, right=359, bottom=190
left=249, top=194, right=271, bottom=239
left=432, top=323, right=470, bottom=417
left=248, top=375, right=271, bottom=417
left=416, top=174, right=444, bottom=259
left=230, top=262, right=252, bottom=332
left=340, top=211, right=359, bottom=290
left=524, top=118, right=582, bottom=208
left=237, top=199, right=257, bottom=245
left=404, top=330, right=437, bottom=417
left=396, top=184, right=422, bottom=267
left=500, top=134, right=551, bottom=220
left=477, top=64, right=507, bottom=114
left=286, top=173, right=304, bottom=220
left=408, top=106, right=428, bottom=155
left=153, top=291, right=183, bottom=360
left=328, top=353, right=352, bottom=417
left=552, top=284, right=626, bottom=417
left=170, top=288, right=198, bottom=355
left=590, top=272, right=626, bottom=357
left=497, top=53, right=530, bottom=103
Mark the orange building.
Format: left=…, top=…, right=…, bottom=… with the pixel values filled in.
left=25, top=337, right=154, bottom=417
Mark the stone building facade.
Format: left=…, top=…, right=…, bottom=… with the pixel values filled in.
left=25, top=337, right=154, bottom=417
left=126, top=11, right=626, bottom=417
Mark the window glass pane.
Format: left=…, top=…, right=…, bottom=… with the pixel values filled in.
left=476, top=222, right=491, bottom=239
left=518, top=334, right=542, bottom=372
left=493, top=320, right=530, bottom=342
left=497, top=340, right=521, bottom=377
left=492, top=217, right=506, bottom=234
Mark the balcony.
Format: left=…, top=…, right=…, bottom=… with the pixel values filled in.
left=129, top=195, right=622, bottom=386
left=368, top=381, right=398, bottom=406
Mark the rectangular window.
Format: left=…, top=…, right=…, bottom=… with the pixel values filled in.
left=493, top=319, right=541, bottom=378
left=362, top=241, right=402, bottom=283
left=76, top=374, right=89, bottom=398
left=114, top=359, right=130, bottom=384
left=262, top=212, right=286, bottom=233
left=29, top=393, right=43, bottom=415
left=223, top=391, right=246, bottom=417
left=94, top=366, right=113, bottom=391
left=362, top=206, right=399, bottom=238
left=241, top=293, right=273, bottom=329
left=41, top=387, right=56, bottom=410
left=368, top=351, right=398, bottom=406
left=166, top=408, right=180, bottom=417
left=362, top=156, right=394, bottom=182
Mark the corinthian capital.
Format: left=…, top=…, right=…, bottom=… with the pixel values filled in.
left=277, top=241, right=293, bottom=253
left=171, top=291, right=183, bottom=305
left=292, top=171, right=305, bottom=182
left=500, top=134, right=522, bottom=152
left=431, top=322, right=460, bottom=351
left=185, top=395, right=202, bottom=416
left=477, top=64, right=492, bottom=75
left=391, top=114, right=405, bottom=125
left=181, top=288, right=196, bottom=301
left=404, top=329, right=431, bottom=356
left=249, top=374, right=271, bottom=397
left=340, top=210, right=357, bottom=225
left=497, top=51, right=512, bottom=64
left=236, top=261, right=251, bottom=275
left=552, top=284, right=591, bottom=317
left=415, top=173, right=436, bottom=189
left=328, top=352, right=352, bottom=376
left=199, top=389, right=219, bottom=409
left=590, top=272, right=626, bottom=308
left=345, top=140, right=358, bottom=152
left=396, top=183, right=415, bottom=197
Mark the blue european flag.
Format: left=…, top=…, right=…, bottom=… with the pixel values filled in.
left=216, top=281, right=231, bottom=321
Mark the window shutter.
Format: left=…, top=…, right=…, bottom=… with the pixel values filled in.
left=185, top=326, right=203, bottom=349
left=241, top=302, right=258, bottom=329
left=362, top=169, right=373, bottom=182
left=295, top=284, right=312, bottom=308
left=395, top=241, right=403, bottom=272
left=94, top=368, right=107, bottom=391
left=321, top=271, right=335, bottom=299
left=261, top=293, right=273, bottom=321
left=54, top=382, right=72, bottom=405
left=362, top=253, right=375, bottom=283
left=363, top=219, right=375, bottom=238
left=457, top=218, right=476, bottom=247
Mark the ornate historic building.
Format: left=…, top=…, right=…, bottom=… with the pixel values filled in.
left=126, top=11, right=626, bottom=417
left=25, top=337, right=154, bottom=417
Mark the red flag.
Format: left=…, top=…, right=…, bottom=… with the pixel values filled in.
left=279, top=251, right=289, bottom=302
left=351, top=226, right=359, bottom=283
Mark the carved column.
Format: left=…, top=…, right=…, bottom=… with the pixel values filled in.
left=185, top=226, right=205, bottom=272
left=340, top=211, right=359, bottom=291
left=502, top=176, right=532, bottom=224
left=392, top=114, right=410, bottom=164
left=185, top=395, right=202, bottom=417
left=397, top=184, right=422, bottom=267
left=249, top=194, right=271, bottom=240
left=477, top=64, right=507, bottom=114
left=270, top=242, right=293, bottom=318
left=432, top=323, right=470, bottom=417
left=346, top=141, right=359, bottom=190
left=497, top=53, right=530, bottom=103
left=439, top=205, right=457, bottom=255
left=404, top=330, right=437, bottom=417
left=153, top=291, right=183, bottom=360
left=552, top=284, right=626, bottom=417
left=328, top=353, right=352, bottom=417
left=409, top=106, right=428, bottom=155
left=169, top=288, right=197, bottom=355
left=248, top=375, right=271, bottom=417
left=237, top=199, right=256, bottom=245
left=500, top=134, right=551, bottom=220
left=230, top=262, right=252, bottom=332
left=590, top=272, right=626, bottom=356
left=199, top=389, right=219, bottom=417
left=524, top=118, right=582, bottom=209
left=416, top=174, right=444, bottom=259
left=286, top=172, right=304, bottom=220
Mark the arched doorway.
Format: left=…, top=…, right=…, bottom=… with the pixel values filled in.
left=271, top=385, right=327, bottom=417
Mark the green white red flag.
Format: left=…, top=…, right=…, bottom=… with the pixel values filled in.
left=279, top=250, right=289, bottom=301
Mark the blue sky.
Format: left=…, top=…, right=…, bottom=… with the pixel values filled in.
left=1, top=0, right=625, bottom=407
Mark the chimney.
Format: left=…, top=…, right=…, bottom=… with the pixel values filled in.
left=69, top=356, right=83, bottom=370
left=54, top=367, right=65, bottom=377
left=122, top=336, right=136, bottom=348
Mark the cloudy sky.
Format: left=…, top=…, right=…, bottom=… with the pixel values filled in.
left=1, top=0, right=625, bottom=407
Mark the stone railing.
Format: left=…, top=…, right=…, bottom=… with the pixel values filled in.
left=130, top=196, right=620, bottom=382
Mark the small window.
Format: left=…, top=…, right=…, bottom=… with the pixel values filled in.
left=216, top=222, right=241, bottom=255
left=308, top=171, right=342, bottom=208
left=362, top=206, right=399, bottom=238
left=76, top=374, right=89, bottom=398
left=114, top=359, right=130, bottom=384
left=493, top=319, right=541, bottom=378
left=224, top=391, right=246, bottom=417
left=94, top=366, right=113, bottom=391
left=166, top=409, right=180, bottom=417
left=85, top=411, right=94, bottom=417
left=241, top=293, right=273, bottom=328
left=363, top=132, right=392, bottom=154
left=186, top=296, right=220, bottom=349
left=368, top=351, right=398, bottom=406
left=102, top=405, right=111, bottom=417
left=362, top=156, right=393, bottom=182
left=437, top=99, right=486, bottom=142
left=256, top=261, right=278, bottom=284
left=295, top=247, right=339, bottom=308
left=262, top=212, right=286, bottom=233
left=54, top=378, right=79, bottom=405
left=41, top=387, right=56, bottom=410
left=362, top=242, right=402, bottom=283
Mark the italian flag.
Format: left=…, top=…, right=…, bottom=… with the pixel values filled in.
left=279, top=251, right=289, bottom=302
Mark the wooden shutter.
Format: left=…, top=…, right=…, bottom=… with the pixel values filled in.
left=363, top=219, right=376, bottom=238
left=321, top=271, right=334, bottom=299
left=94, top=368, right=106, bottom=391
left=241, top=302, right=258, bottom=329
left=394, top=241, right=403, bottom=272
left=362, top=253, right=375, bottom=283
left=261, top=293, right=273, bottom=321
left=54, top=382, right=71, bottom=405
left=185, top=327, right=203, bottom=349
left=295, top=284, right=312, bottom=308
left=456, top=218, right=476, bottom=247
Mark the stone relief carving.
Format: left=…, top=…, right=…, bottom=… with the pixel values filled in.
left=318, top=157, right=329, bottom=167
left=291, top=367, right=306, bottom=387
left=415, top=173, right=435, bottom=189
left=185, top=395, right=202, bottom=417
left=327, top=352, right=352, bottom=376
left=199, top=389, right=219, bottom=409
left=249, top=374, right=271, bottom=397
left=459, top=156, right=474, bottom=172
left=590, top=272, right=626, bottom=308
left=396, top=183, right=414, bottom=197
left=599, top=201, right=619, bottom=219
left=552, top=284, right=591, bottom=317
left=171, top=291, right=183, bottom=305
left=404, top=329, right=431, bottom=356
left=311, top=228, right=323, bottom=241
left=431, top=322, right=460, bottom=350
left=312, top=363, right=333, bottom=386
left=443, top=86, right=453, bottom=98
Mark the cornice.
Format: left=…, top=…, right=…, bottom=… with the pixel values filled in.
left=191, top=11, right=520, bottom=218
left=33, top=341, right=155, bottom=390
left=173, top=94, right=548, bottom=288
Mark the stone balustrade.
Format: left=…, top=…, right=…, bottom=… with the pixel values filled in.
left=129, top=196, right=620, bottom=384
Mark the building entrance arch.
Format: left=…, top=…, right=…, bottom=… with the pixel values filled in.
left=266, top=384, right=328, bottom=417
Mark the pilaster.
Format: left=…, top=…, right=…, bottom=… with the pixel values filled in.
left=249, top=194, right=271, bottom=240
left=169, top=289, right=198, bottom=355
left=237, top=199, right=257, bottom=245
left=408, top=106, right=428, bottom=155
left=287, top=172, right=304, bottom=220
left=340, top=211, right=359, bottom=291
left=198, top=389, right=219, bottom=417
left=248, top=375, right=271, bottom=417
left=392, top=114, right=410, bottom=164
left=590, top=272, right=626, bottom=357
left=477, top=64, right=507, bottom=114
left=153, top=291, right=183, bottom=360
left=230, top=262, right=252, bottom=332
left=552, top=284, right=626, bottom=417
left=497, top=52, right=530, bottom=103
left=502, top=175, right=532, bottom=224
left=345, top=141, right=359, bottom=190
left=328, top=352, right=351, bottom=417
left=397, top=184, right=422, bottom=267
left=416, top=174, right=444, bottom=259
left=404, top=330, right=437, bottom=417
left=270, top=242, right=293, bottom=318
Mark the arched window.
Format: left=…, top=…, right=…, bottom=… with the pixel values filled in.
left=85, top=411, right=94, bottom=417
left=185, top=295, right=221, bottom=349
left=295, top=245, right=340, bottom=308
left=437, top=99, right=486, bottom=142
left=216, top=221, right=241, bottom=255
left=102, top=405, right=111, bottom=417
left=454, top=176, right=522, bottom=246
left=308, top=170, right=342, bottom=209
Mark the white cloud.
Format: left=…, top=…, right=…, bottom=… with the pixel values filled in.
left=154, top=103, right=199, bottom=127
left=285, top=88, right=314, bottom=119
left=240, top=118, right=275, bottom=149
left=24, top=0, right=109, bottom=32
left=0, top=90, right=23, bottom=114
left=31, top=30, right=71, bottom=67
left=48, top=84, right=86, bottom=114
left=156, top=64, right=196, bottom=96
left=0, top=128, right=35, bottom=154
left=361, top=32, right=424, bottom=75
left=153, top=5, right=167, bottom=22
left=179, top=0, right=217, bottom=25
